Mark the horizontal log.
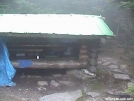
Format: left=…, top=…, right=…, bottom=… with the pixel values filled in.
left=80, top=49, right=88, bottom=54
left=9, top=49, right=43, bottom=52
left=81, top=45, right=88, bottom=49
left=7, top=45, right=64, bottom=48
left=8, top=47, right=66, bottom=51
left=11, top=59, right=88, bottom=69
left=79, top=54, right=88, bottom=60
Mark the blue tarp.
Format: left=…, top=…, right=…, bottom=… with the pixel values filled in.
left=18, top=60, right=33, bottom=68
left=0, top=40, right=16, bottom=86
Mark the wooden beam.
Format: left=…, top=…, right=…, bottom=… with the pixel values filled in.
left=11, top=59, right=88, bottom=69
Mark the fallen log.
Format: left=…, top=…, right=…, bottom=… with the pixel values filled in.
left=11, top=59, right=88, bottom=69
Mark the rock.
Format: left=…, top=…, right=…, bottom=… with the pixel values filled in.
left=111, top=69, right=124, bottom=73
left=86, top=92, right=100, bottom=97
left=53, top=74, right=62, bottom=78
left=37, top=87, right=46, bottom=91
left=101, top=57, right=112, bottom=62
left=37, top=81, right=48, bottom=86
left=97, top=60, right=102, bottom=65
left=67, top=69, right=96, bottom=80
left=102, top=62, right=112, bottom=66
left=50, top=80, right=60, bottom=87
left=108, top=65, right=118, bottom=69
left=91, top=53, right=98, bottom=58
left=127, top=82, right=134, bottom=87
left=39, top=90, right=82, bottom=101
left=85, top=95, right=101, bottom=101
left=81, top=69, right=96, bottom=76
left=101, top=38, right=106, bottom=44
left=37, top=87, right=42, bottom=91
left=107, top=90, right=124, bottom=95
left=112, top=60, right=118, bottom=65
left=106, top=90, right=131, bottom=98
left=18, top=89, right=22, bottom=91
left=120, top=65, right=128, bottom=69
left=114, top=74, right=131, bottom=80
left=89, top=66, right=97, bottom=73
left=24, top=89, right=28, bottom=92
left=59, top=81, right=76, bottom=86
left=90, top=59, right=97, bottom=66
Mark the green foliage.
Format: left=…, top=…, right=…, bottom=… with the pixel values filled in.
left=0, top=0, right=110, bottom=14
left=0, top=3, right=11, bottom=13
left=125, top=85, right=134, bottom=94
left=125, top=85, right=134, bottom=101
left=120, top=0, right=134, bottom=17
left=110, top=0, right=134, bottom=35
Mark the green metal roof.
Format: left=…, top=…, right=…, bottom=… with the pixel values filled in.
left=0, top=14, right=114, bottom=36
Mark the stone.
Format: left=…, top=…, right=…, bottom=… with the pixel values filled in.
left=97, top=60, right=102, bottom=65
left=112, top=60, right=118, bottom=64
left=111, top=69, right=124, bottom=73
left=37, top=81, right=48, bottom=86
left=114, top=74, right=131, bottom=80
left=18, top=89, right=22, bottom=91
left=86, top=92, right=100, bottom=97
left=39, top=90, right=82, bottom=101
left=59, top=81, right=76, bottom=86
left=106, top=90, right=131, bottom=98
left=81, top=69, right=96, bottom=76
left=50, top=80, right=60, bottom=87
left=106, top=90, right=124, bottom=95
left=108, top=65, right=118, bottom=69
left=37, top=87, right=46, bottom=91
left=67, top=69, right=96, bottom=80
left=101, top=57, right=112, bottom=61
left=101, top=38, right=106, bottom=44
left=86, top=97, right=104, bottom=101
left=89, top=66, right=97, bottom=73
left=74, top=70, right=96, bottom=80
left=53, top=74, right=62, bottom=78
left=127, top=82, right=134, bottom=87
left=120, top=65, right=128, bottom=69
left=37, top=87, right=42, bottom=91
left=102, top=62, right=112, bottom=66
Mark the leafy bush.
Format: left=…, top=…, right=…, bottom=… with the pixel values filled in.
left=125, top=85, right=134, bottom=101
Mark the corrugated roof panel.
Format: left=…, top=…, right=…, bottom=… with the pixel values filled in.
left=0, top=14, right=114, bottom=36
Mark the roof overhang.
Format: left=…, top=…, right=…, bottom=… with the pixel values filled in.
left=0, top=14, right=114, bottom=37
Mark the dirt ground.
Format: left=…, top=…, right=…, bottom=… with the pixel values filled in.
left=0, top=51, right=134, bottom=101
